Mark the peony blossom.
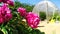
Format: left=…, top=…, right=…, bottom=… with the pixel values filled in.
left=5, top=13, right=12, bottom=21
left=0, top=0, right=2, bottom=2
left=0, top=17, right=4, bottom=23
left=2, top=0, right=8, bottom=3
left=0, top=0, right=14, bottom=6
left=7, top=0, right=14, bottom=6
left=26, top=12, right=40, bottom=28
left=0, top=3, right=12, bottom=24
left=17, top=7, right=26, bottom=17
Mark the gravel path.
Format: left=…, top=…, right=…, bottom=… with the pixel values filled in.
left=37, top=20, right=60, bottom=34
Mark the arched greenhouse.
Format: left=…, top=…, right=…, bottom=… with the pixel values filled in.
left=32, top=0, right=60, bottom=23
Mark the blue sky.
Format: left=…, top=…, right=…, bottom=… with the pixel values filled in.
left=18, top=0, right=60, bottom=9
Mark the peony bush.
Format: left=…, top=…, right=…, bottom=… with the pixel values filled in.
left=0, top=0, right=45, bottom=34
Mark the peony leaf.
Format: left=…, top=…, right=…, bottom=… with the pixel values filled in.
left=1, top=27, right=8, bottom=34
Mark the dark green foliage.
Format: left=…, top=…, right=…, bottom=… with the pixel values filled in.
left=39, top=12, right=46, bottom=21
left=0, top=31, right=3, bottom=34
left=52, top=12, right=60, bottom=21
left=14, top=0, right=34, bottom=12
left=21, top=4, right=34, bottom=12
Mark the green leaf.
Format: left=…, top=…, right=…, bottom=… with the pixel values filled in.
left=1, top=27, right=8, bottom=34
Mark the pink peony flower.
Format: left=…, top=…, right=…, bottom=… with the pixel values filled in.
left=5, top=13, right=12, bottom=21
left=1, top=3, right=9, bottom=15
left=0, top=3, right=12, bottom=24
left=0, top=17, right=4, bottom=24
left=17, top=7, right=26, bottom=17
left=7, top=0, right=14, bottom=6
left=1, top=0, right=14, bottom=6
left=0, top=0, right=2, bottom=2
left=26, top=12, right=40, bottom=28
left=2, top=3, right=8, bottom=7
left=2, top=0, right=9, bottom=3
